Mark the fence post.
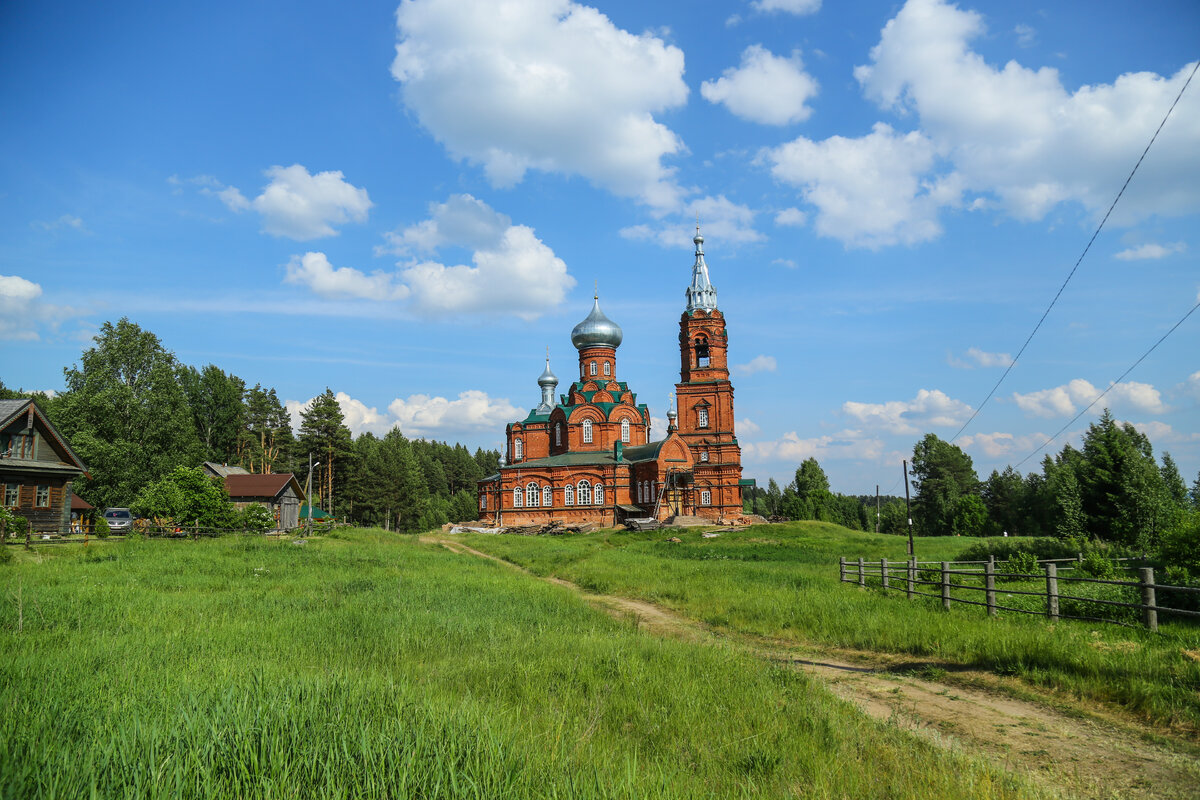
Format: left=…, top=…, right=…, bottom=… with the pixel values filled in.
left=25, top=529, right=31, bottom=550
left=1140, top=567, right=1157, bottom=632
left=881, top=557, right=889, bottom=591
left=840, top=556, right=846, bottom=583
left=985, top=559, right=996, bottom=617
left=193, top=521, right=199, bottom=542
left=907, top=557, right=915, bottom=600
left=941, top=562, right=951, bottom=611
left=858, top=557, right=865, bottom=587
left=1045, top=563, right=1059, bottom=621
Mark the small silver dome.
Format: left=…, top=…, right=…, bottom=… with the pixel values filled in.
left=570, top=296, right=623, bottom=350
left=537, top=357, right=558, bottom=387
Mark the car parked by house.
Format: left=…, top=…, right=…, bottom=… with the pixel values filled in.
left=103, top=507, right=133, bottom=533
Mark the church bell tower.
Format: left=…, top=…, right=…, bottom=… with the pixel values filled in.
left=675, top=228, right=742, bottom=518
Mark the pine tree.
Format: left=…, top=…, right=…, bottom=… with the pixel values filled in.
left=297, top=389, right=353, bottom=515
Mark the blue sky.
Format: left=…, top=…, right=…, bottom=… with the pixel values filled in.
left=2, top=0, right=1198, bottom=494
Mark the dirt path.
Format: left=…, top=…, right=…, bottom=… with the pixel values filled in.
left=428, top=535, right=1200, bottom=800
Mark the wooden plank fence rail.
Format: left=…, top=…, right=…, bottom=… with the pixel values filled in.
left=3, top=521, right=353, bottom=546
left=839, top=556, right=1200, bottom=631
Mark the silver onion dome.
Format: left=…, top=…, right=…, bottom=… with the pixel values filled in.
left=570, top=295, right=623, bottom=350
left=537, top=356, right=558, bottom=387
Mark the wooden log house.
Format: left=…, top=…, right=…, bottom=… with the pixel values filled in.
left=0, top=399, right=88, bottom=536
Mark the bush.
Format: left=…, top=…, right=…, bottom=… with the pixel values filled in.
left=958, top=536, right=1078, bottom=562
left=1002, top=550, right=1039, bottom=579
left=240, top=504, right=274, bottom=534
left=0, top=508, right=29, bottom=540
left=94, top=515, right=110, bottom=538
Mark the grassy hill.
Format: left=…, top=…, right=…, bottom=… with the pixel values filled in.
left=0, top=530, right=1048, bottom=799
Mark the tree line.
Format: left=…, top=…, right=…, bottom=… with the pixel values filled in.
left=3, top=318, right=499, bottom=531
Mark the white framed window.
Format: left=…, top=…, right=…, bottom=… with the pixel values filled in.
left=590, top=361, right=597, bottom=376
left=594, top=485, right=604, bottom=505
left=3, top=485, right=17, bottom=507
left=542, top=485, right=552, bottom=506
left=701, top=489, right=712, bottom=506
left=513, top=438, right=523, bottom=460
left=697, top=407, right=709, bottom=428
left=480, top=495, right=487, bottom=510
left=526, top=482, right=540, bottom=507
left=577, top=480, right=592, bottom=505
left=582, top=419, right=593, bottom=443
left=700, top=450, right=709, bottom=462
left=555, top=423, right=562, bottom=447
left=637, top=481, right=643, bottom=503
left=513, top=487, right=523, bottom=508
left=621, top=419, right=630, bottom=443
left=564, top=484, right=574, bottom=506
left=603, top=361, right=611, bottom=376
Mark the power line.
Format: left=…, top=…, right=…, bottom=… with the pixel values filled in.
left=950, top=59, right=1199, bottom=444
left=1015, top=298, right=1200, bottom=469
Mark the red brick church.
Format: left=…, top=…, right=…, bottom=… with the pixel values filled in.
left=477, top=230, right=746, bottom=526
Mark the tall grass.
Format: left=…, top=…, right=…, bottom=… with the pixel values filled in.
left=456, top=523, right=1200, bottom=732
left=1, top=531, right=1040, bottom=798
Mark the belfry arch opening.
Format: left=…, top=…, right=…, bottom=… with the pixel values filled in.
left=694, top=336, right=710, bottom=368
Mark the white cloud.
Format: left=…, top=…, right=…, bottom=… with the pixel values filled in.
left=763, top=123, right=959, bottom=248
left=1128, top=420, right=1200, bottom=445
left=287, top=390, right=520, bottom=438
left=392, top=0, right=688, bottom=211
left=737, top=417, right=761, bottom=435
left=1011, top=378, right=1166, bottom=417
left=949, top=346, right=1014, bottom=368
left=751, top=0, right=821, bottom=15
left=284, top=252, right=409, bottom=301
left=701, top=45, right=818, bottom=126
left=619, top=195, right=762, bottom=248
left=842, top=388, right=972, bottom=434
left=958, top=431, right=1048, bottom=459
left=853, top=0, right=1200, bottom=226
left=206, top=165, right=372, bottom=240
left=774, top=207, right=807, bottom=227
left=32, top=214, right=87, bottom=233
left=743, top=430, right=885, bottom=463
left=0, top=274, right=77, bottom=341
left=381, top=195, right=575, bottom=319
left=733, top=355, right=777, bottom=376
left=1013, top=23, right=1036, bottom=48
left=1114, top=242, right=1186, bottom=260
left=1180, top=371, right=1200, bottom=402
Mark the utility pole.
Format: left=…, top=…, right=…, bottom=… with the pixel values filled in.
left=305, top=454, right=320, bottom=537
left=903, top=460, right=914, bottom=557
left=875, top=484, right=880, bottom=534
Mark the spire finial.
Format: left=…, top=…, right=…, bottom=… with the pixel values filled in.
left=594, top=279, right=598, bottom=300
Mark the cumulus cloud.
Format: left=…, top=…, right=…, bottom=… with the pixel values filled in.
left=763, top=123, right=959, bottom=248
left=0, top=274, right=78, bottom=341
left=751, top=0, right=821, bottom=14
left=737, top=417, right=761, bottom=435
left=620, top=194, right=762, bottom=248
left=204, top=165, right=372, bottom=240
left=733, top=355, right=778, bottom=376
left=742, top=430, right=885, bottom=463
left=31, top=215, right=87, bottom=233
left=287, top=390, right=520, bottom=438
left=948, top=347, right=1014, bottom=368
left=842, top=388, right=972, bottom=434
left=392, top=0, right=688, bottom=211
left=774, top=207, right=807, bottom=227
left=1128, top=420, right=1200, bottom=445
left=958, top=431, right=1048, bottom=459
left=380, top=194, right=575, bottom=319
left=1180, top=371, right=1200, bottom=402
left=854, top=0, right=1200, bottom=225
left=766, top=0, right=1200, bottom=247
left=701, top=45, right=818, bottom=125
left=1114, top=242, right=1187, bottom=260
left=1011, top=378, right=1166, bottom=417
left=284, top=252, right=409, bottom=301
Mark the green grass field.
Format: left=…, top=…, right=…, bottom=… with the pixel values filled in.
left=454, top=522, right=1200, bottom=733
left=1, top=530, right=1044, bottom=799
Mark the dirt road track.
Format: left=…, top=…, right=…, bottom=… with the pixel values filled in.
left=429, top=535, right=1200, bottom=800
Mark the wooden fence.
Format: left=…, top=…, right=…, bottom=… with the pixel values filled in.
left=839, top=555, right=1200, bottom=632
left=3, top=521, right=349, bottom=548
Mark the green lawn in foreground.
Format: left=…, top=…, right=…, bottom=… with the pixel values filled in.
left=0, top=530, right=1039, bottom=799
left=455, top=522, right=1200, bottom=733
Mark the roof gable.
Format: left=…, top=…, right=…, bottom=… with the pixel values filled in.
left=0, top=399, right=87, bottom=474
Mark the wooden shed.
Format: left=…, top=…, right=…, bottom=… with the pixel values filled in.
left=222, top=472, right=306, bottom=531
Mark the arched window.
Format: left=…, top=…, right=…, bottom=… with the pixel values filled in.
left=700, top=449, right=709, bottom=462
left=594, top=484, right=604, bottom=505
left=621, top=418, right=630, bottom=443
left=480, top=495, right=487, bottom=510
left=564, top=484, right=574, bottom=506
left=695, top=337, right=710, bottom=367
left=650, top=481, right=656, bottom=501
left=590, top=361, right=597, bottom=376
left=582, top=419, right=593, bottom=443
left=513, top=438, right=523, bottom=459
left=542, top=485, right=552, bottom=506
left=577, top=480, right=592, bottom=505
left=555, top=423, right=562, bottom=447
left=603, top=361, right=611, bottom=376
left=697, top=408, right=709, bottom=428
left=513, top=486, right=522, bottom=507
left=526, top=482, right=540, bottom=507
left=700, top=489, right=712, bottom=506
left=637, top=481, right=643, bottom=503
